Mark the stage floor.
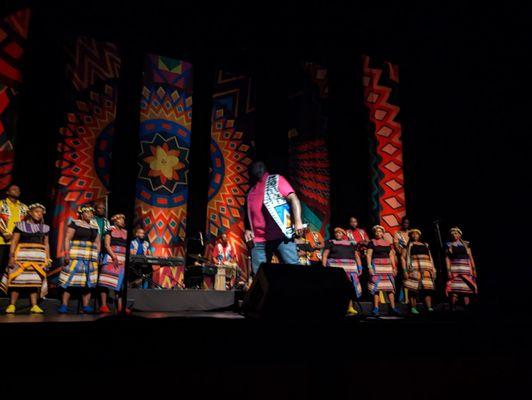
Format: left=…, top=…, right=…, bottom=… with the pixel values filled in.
left=0, top=305, right=475, bottom=325
left=0, top=310, right=245, bottom=324
left=0, top=304, right=529, bottom=399
left=0, top=291, right=469, bottom=324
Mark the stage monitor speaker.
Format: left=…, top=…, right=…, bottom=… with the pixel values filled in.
left=242, top=263, right=352, bottom=320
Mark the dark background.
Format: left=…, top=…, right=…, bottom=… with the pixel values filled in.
left=3, top=1, right=531, bottom=314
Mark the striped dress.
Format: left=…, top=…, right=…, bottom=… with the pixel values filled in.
left=367, top=239, right=396, bottom=294
left=445, top=241, right=477, bottom=295
left=403, top=242, right=436, bottom=292
left=98, top=226, right=127, bottom=291
left=0, top=222, right=49, bottom=296
left=59, top=220, right=99, bottom=288
left=325, top=240, right=363, bottom=298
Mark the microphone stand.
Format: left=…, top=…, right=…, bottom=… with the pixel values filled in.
left=183, top=233, right=204, bottom=290
left=433, top=219, right=445, bottom=302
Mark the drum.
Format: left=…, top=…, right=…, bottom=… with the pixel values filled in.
left=214, top=266, right=227, bottom=291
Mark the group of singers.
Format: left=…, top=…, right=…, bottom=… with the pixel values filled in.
left=0, top=184, right=154, bottom=314
left=243, top=161, right=478, bottom=317
left=294, top=217, right=477, bottom=316
left=0, top=160, right=478, bottom=316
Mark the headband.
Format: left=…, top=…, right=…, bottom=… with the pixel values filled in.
left=372, top=225, right=385, bottom=233
left=28, top=203, right=46, bottom=213
left=78, top=205, right=95, bottom=214
left=450, top=227, right=463, bottom=235
left=334, top=227, right=346, bottom=235
left=111, top=214, right=125, bottom=223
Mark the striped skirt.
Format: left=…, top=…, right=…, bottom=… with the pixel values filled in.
left=403, top=254, right=436, bottom=292
left=59, top=240, right=99, bottom=289
left=327, top=258, right=363, bottom=298
left=368, top=257, right=395, bottom=294
left=0, top=243, right=48, bottom=296
left=98, top=245, right=126, bottom=291
left=446, top=258, right=477, bottom=295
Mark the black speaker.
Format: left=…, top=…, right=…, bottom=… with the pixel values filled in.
left=242, top=263, right=352, bottom=320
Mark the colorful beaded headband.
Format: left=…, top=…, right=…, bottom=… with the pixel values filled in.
left=28, top=203, right=46, bottom=213
left=111, top=214, right=125, bottom=223
left=78, top=205, right=95, bottom=214
left=372, top=225, right=385, bottom=232
left=450, top=227, right=463, bottom=235
left=334, top=227, right=346, bottom=235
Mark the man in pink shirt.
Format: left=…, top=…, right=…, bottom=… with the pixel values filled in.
left=245, top=161, right=304, bottom=274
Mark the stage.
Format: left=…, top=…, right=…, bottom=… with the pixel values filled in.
left=0, top=1, right=530, bottom=397
left=0, top=290, right=456, bottom=320
left=0, top=305, right=530, bottom=399
left=127, top=288, right=237, bottom=312
left=0, top=283, right=528, bottom=398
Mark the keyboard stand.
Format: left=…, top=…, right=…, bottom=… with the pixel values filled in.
left=128, top=263, right=164, bottom=289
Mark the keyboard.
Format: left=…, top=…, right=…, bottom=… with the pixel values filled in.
left=129, top=255, right=185, bottom=267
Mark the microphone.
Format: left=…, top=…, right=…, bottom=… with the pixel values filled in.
left=198, top=231, right=204, bottom=247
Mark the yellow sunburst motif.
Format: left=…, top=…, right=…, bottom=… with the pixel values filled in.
left=145, top=143, right=184, bottom=184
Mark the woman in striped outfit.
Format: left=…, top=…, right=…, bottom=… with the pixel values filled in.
left=1, top=203, right=50, bottom=314
left=322, top=227, right=363, bottom=315
left=401, top=229, right=437, bottom=314
left=445, top=227, right=477, bottom=309
left=58, top=206, right=100, bottom=313
left=367, top=225, right=399, bottom=316
left=98, top=214, right=129, bottom=314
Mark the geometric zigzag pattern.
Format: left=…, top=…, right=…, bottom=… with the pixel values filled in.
left=363, top=55, right=406, bottom=236
left=288, top=62, right=330, bottom=238
left=135, top=54, right=193, bottom=288
left=49, top=37, right=121, bottom=279
left=289, top=138, right=330, bottom=237
left=0, top=7, right=31, bottom=190
left=206, top=70, right=255, bottom=281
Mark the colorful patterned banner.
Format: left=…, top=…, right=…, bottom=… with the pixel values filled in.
left=50, top=37, right=121, bottom=278
left=135, top=55, right=193, bottom=288
left=0, top=8, right=31, bottom=190
left=288, top=62, right=330, bottom=238
left=362, top=55, right=406, bottom=237
left=206, top=70, right=255, bottom=281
